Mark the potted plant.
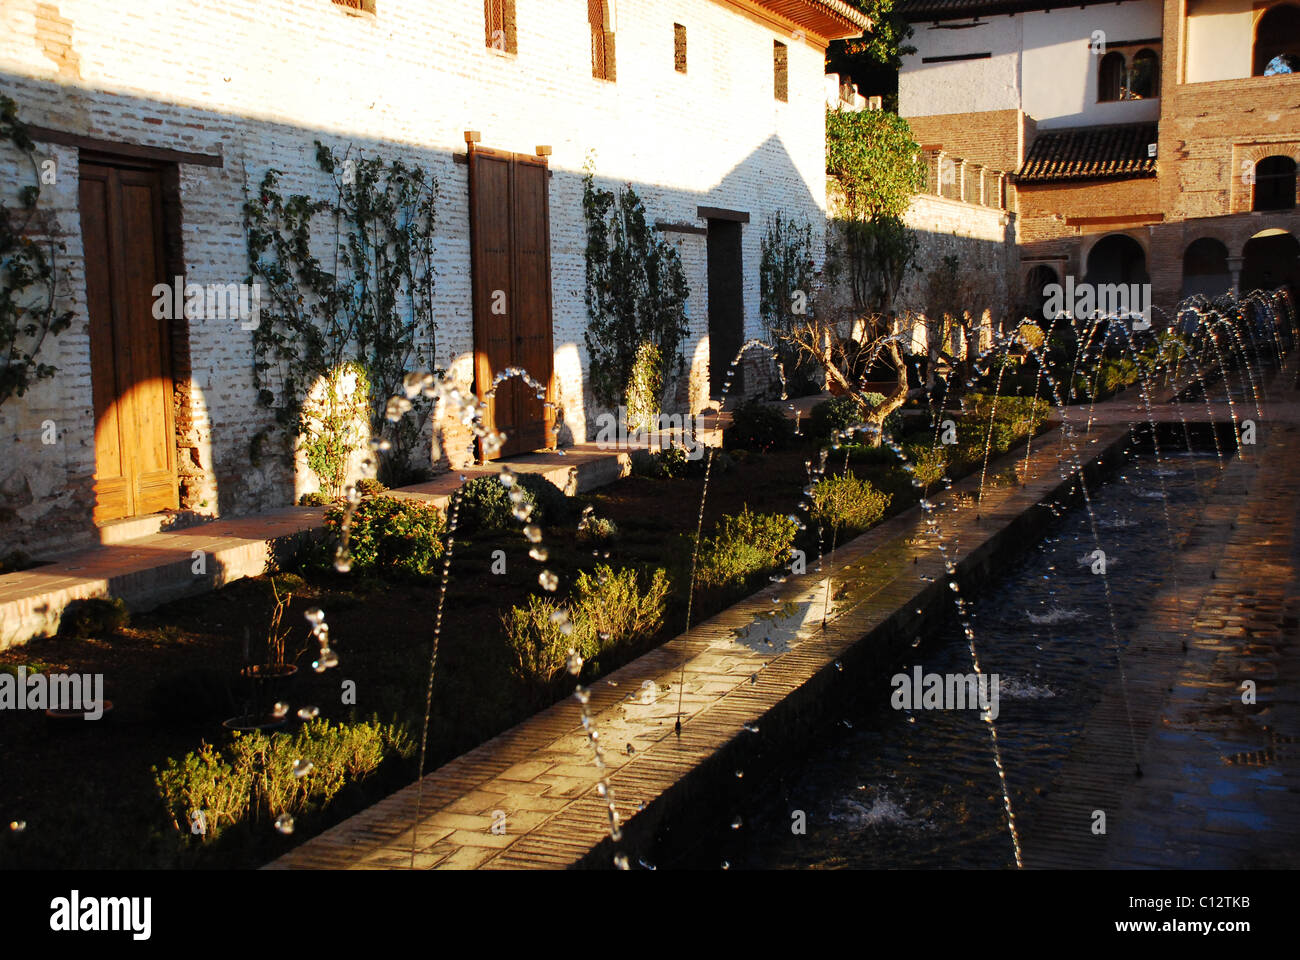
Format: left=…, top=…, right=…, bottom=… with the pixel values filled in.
left=226, top=580, right=304, bottom=729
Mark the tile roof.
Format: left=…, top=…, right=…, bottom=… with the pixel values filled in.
left=1017, top=122, right=1159, bottom=183
left=898, top=0, right=1136, bottom=22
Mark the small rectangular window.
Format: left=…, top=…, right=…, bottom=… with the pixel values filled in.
left=485, top=0, right=517, bottom=54
left=590, top=0, right=616, bottom=81
left=774, top=40, right=788, bottom=102
left=674, top=23, right=687, bottom=73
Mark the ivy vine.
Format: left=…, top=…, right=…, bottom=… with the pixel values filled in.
left=244, top=142, right=438, bottom=488
left=0, top=95, right=73, bottom=407
left=582, top=163, right=689, bottom=410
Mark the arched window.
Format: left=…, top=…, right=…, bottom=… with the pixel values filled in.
left=589, top=0, right=615, bottom=81
left=1254, top=5, right=1300, bottom=77
left=1128, top=48, right=1159, bottom=98
left=1254, top=155, right=1297, bottom=211
left=1098, top=51, right=1126, bottom=101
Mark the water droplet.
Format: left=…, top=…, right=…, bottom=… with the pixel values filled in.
left=304, top=607, right=325, bottom=626
left=274, top=813, right=295, bottom=835
left=293, top=758, right=314, bottom=778
left=731, top=816, right=743, bottom=830
left=539, top=570, right=559, bottom=591
left=272, top=701, right=289, bottom=719
left=9, top=820, right=25, bottom=833
left=297, top=705, right=319, bottom=721
left=743, top=722, right=759, bottom=734
left=834, top=660, right=843, bottom=672
left=734, top=769, right=744, bottom=779
left=613, top=853, right=630, bottom=870
left=565, top=649, right=583, bottom=675
left=523, top=524, right=542, bottom=543
left=721, top=860, right=731, bottom=870
left=529, top=546, right=549, bottom=562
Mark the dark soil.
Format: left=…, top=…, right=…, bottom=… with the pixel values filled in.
left=0, top=418, right=1018, bottom=869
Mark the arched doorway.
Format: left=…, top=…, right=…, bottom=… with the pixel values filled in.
left=1085, top=234, right=1149, bottom=286
left=1182, top=237, right=1231, bottom=299
left=1253, top=156, right=1297, bottom=211
left=1024, top=264, right=1059, bottom=322
left=1241, top=229, right=1300, bottom=294
left=1254, top=4, right=1300, bottom=76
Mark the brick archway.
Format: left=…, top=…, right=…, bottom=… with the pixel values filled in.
left=1230, top=142, right=1300, bottom=213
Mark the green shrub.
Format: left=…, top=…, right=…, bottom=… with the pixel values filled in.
left=725, top=397, right=793, bottom=452
left=152, top=717, right=412, bottom=842
left=298, top=492, right=329, bottom=507
left=573, top=565, right=669, bottom=658
left=810, top=474, right=890, bottom=533
left=60, top=597, right=129, bottom=639
left=807, top=395, right=861, bottom=439
left=843, top=442, right=899, bottom=466
left=0, top=550, right=34, bottom=574
left=903, top=443, right=948, bottom=487
left=322, top=495, right=445, bottom=578
left=695, top=507, right=798, bottom=592
left=514, top=473, right=575, bottom=526
left=355, top=478, right=388, bottom=497
left=457, top=476, right=533, bottom=533
left=957, top=393, right=1049, bottom=461
left=502, top=596, right=578, bottom=688
left=576, top=512, right=619, bottom=546
left=502, top=564, right=669, bottom=687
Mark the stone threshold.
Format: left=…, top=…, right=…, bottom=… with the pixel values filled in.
left=267, top=414, right=1148, bottom=870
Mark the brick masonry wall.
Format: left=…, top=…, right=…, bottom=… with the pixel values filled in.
left=820, top=186, right=1018, bottom=344
left=0, top=0, right=833, bottom=555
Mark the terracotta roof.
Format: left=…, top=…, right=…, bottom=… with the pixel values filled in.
left=898, top=0, right=1138, bottom=22
left=749, top=0, right=872, bottom=39
left=1017, top=122, right=1158, bottom=184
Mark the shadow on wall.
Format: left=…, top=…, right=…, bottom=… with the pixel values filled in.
left=0, top=72, right=825, bottom=555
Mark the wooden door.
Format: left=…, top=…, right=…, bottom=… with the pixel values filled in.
left=707, top=219, right=744, bottom=398
left=79, top=161, right=178, bottom=523
left=469, top=147, right=554, bottom=460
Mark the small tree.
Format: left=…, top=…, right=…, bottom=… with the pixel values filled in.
left=785, top=109, right=924, bottom=444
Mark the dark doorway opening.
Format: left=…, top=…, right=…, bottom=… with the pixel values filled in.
left=706, top=218, right=743, bottom=399
left=1241, top=231, right=1300, bottom=295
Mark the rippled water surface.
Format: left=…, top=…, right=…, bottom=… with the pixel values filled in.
left=719, top=451, right=1226, bottom=869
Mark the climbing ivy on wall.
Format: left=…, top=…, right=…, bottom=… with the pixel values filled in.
left=581, top=163, right=690, bottom=410
left=245, top=142, right=438, bottom=488
left=0, top=95, right=73, bottom=408
left=758, top=210, right=814, bottom=340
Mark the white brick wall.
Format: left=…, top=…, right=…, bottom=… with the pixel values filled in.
left=0, top=0, right=832, bottom=554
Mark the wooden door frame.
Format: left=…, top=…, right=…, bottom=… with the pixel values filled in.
left=467, top=142, right=556, bottom=461
left=79, top=150, right=189, bottom=523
